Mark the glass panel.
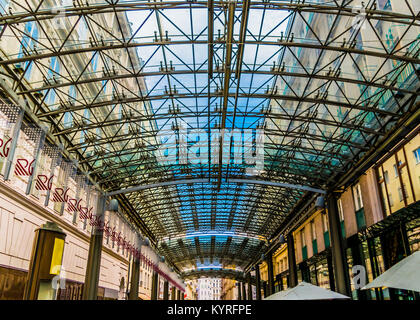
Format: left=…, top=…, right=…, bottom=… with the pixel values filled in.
left=407, top=222, right=420, bottom=253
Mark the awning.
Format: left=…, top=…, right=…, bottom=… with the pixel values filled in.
left=362, top=251, right=420, bottom=292
left=263, top=281, right=350, bottom=300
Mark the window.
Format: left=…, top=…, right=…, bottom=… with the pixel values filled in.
left=63, top=112, right=73, bottom=129
left=102, top=79, right=108, bottom=95
left=17, top=21, right=39, bottom=78
left=322, top=213, right=328, bottom=232
left=393, top=164, right=398, bottom=177
left=353, top=184, right=363, bottom=211
left=393, top=160, right=402, bottom=177
left=78, top=17, right=88, bottom=41
left=310, top=220, right=316, bottom=240
left=353, top=183, right=367, bottom=229
left=91, top=52, right=99, bottom=72
left=0, top=1, right=9, bottom=14
left=384, top=170, right=389, bottom=183
left=407, top=225, right=420, bottom=253
left=381, top=0, right=391, bottom=10
left=337, top=199, right=344, bottom=221
left=45, top=56, right=61, bottom=107
left=398, top=184, right=408, bottom=202
left=389, top=193, right=394, bottom=207
left=301, top=228, right=306, bottom=247
left=48, top=56, right=60, bottom=79
left=68, top=85, right=77, bottom=105
left=413, top=148, right=420, bottom=164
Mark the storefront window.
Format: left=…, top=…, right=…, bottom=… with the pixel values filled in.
left=282, top=275, right=288, bottom=291
left=371, top=237, right=389, bottom=300
left=346, top=247, right=358, bottom=300
left=317, top=259, right=330, bottom=290
left=296, top=265, right=302, bottom=284
left=361, top=240, right=377, bottom=300
left=407, top=222, right=420, bottom=253
left=309, top=264, right=317, bottom=286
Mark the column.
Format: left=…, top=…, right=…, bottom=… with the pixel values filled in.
left=237, top=282, right=242, bottom=300
left=247, top=274, right=253, bottom=300
left=327, top=193, right=351, bottom=296
left=171, top=286, right=176, bottom=300
left=265, top=251, right=274, bottom=296
left=287, top=233, right=298, bottom=287
left=82, top=194, right=106, bottom=300
left=128, top=236, right=143, bottom=300
left=163, top=281, right=169, bottom=300
left=255, top=264, right=261, bottom=300
left=176, top=288, right=181, bottom=300
left=151, top=271, right=159, bottom=300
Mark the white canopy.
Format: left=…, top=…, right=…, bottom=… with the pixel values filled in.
left=264, top=281, right=350, bottom=300
left=362, top=250, right=420, bottom=292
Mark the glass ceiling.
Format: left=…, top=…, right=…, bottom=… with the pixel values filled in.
left=0, top=0, right=419, bottom=274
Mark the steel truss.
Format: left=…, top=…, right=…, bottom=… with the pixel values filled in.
left=0, top=0, right=419, bottom=274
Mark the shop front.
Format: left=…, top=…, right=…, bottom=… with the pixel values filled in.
left=346, top=203, right=420, bottom=301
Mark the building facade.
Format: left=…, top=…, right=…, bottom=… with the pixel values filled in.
left=0, top=0, right=182, bottom=300
left=250, top=0, right=420, bottom=302
left=197, top=278, right=221, bottom=300
left=256, top=127, right=420, bottom=301
left=185, top=279, right=198, bottom=300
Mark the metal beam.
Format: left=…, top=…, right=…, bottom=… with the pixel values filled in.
left=106, top=178, right=326, bottom=196
left=1, top=2, right=418, bottom=27
left=3, top=40, right=419, bottom=67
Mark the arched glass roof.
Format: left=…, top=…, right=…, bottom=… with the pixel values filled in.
left=0, top=0, right=419, bottom=275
